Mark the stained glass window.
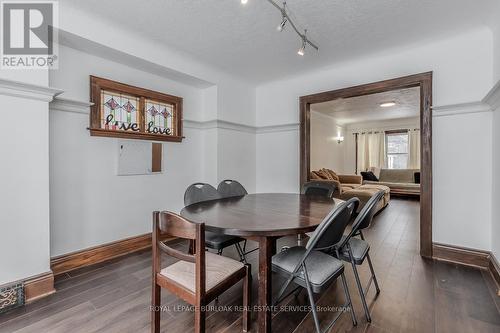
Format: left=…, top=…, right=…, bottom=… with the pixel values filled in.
left=145, top=99, right=175, bottom=136
left=101, top=91, right=139, bottom=131
left=90, top=76, right=183, bottom=142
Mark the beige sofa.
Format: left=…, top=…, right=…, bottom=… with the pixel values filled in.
left=310, top=169, right=390, bottom=213
left=364, top=168, right=420, bottom=196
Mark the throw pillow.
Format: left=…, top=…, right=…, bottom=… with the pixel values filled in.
left=316, top=169, right=330, bottom=180
left=414, top=172, right=421, bottom=184
left=310, top=171, right=321, bottom=180
left=361, top=171, right=379, bottom=181
left=323, top=168, right=339, bottom=181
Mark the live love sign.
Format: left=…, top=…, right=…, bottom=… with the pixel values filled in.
left=89, top=76, right=183, bottom=142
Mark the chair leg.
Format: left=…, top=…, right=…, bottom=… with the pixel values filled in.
left=194, top=304, right=206, bottom=333
left=350, top=255, right=371, bottom=322
left=151, top=284, right=161, bottom=333
left=366, top=253, right=380, bottom=294
left=242, top=264, right=251, bottom=332
left=274, top=275, right=294, bottom=306
left=235, top=242, right=247, bottom=263
left=303, top=267, right=321, bottom=333
left=340, top=272, right=357, bottom=326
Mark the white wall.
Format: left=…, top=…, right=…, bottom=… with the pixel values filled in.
left=49, top=46, right=255, bottom=256
left=310, top=112, right=345, bottom=173
left=0, top=73, right=51, bottom=285
left=490, top=84, right=500, bottom=260
left=256, top=28, right=494, bottom=250
left=490, top=108, right=499, bottom=259
left=343, top=117, right=420, bottom=174
left=433, top=111, right=492, bottom=250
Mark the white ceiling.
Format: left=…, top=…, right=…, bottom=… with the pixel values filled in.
left=65, top=0, right=499, bottom=83
left=310, top=87, right=420, bottom=125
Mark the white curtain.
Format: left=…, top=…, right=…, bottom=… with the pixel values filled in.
left=357, top=131, right=386, bottom=172
left=408, top=129, right=421, bottom=169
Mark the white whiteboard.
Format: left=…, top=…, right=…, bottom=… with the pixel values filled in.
left=117, top=140, right=154, bottom=176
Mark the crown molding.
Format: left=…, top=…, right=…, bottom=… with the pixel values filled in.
left=483, top=80, right=500, bottom=110
left=0, top=78, right=63, bottom=102
left=432, top=102, right=491, bottom=117
left=50, top=97, right=94, bottom=114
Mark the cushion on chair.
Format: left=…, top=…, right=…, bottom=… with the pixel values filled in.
left=160, top=252, right=244, bottom=292
left=272, top=246, right=344, bottom=293
left=204, top=231, right=243, bottom=250
left=336, top=236, right=370, bottom=265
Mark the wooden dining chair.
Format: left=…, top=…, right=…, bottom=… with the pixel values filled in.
left=151, top=211, right=251, bottom=333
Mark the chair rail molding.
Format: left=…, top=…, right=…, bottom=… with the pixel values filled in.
left=0, top=78, right=63, bottom=102
left=50, top=97, right=94, bottom=114
left=483, top=79, right=500, bottom=110
left=432, top=101, right=491, bottom=117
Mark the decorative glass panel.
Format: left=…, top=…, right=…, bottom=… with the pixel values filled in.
left=100, top=90, right=140, bottom=132
left=145, top=99, right=175, bottom=136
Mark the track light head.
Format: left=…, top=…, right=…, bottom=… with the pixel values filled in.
left=241, top=0, right=248, bottom=4
left=298, top=31, right=307, bottom=56
left=297, top=45, right=305, bottom=56
left=277, top=17, right=287, bottom=31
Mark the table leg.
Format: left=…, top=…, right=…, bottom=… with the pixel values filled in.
left=258, top=237, right=274, bottom=333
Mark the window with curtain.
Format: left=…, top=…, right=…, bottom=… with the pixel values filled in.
left=385, top=132, right=408, bottom=169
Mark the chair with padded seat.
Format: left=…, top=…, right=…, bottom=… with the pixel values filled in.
left=329, top=190, right=385, bottom=322
left=151, top=211, right=250, bottom=333
left=272, top=198, right=359, bottom=333
left=217, top=179, right=248, bottom=198
left=184, top=183, right=247, bottom=262
left=302, top=181, right=337, bottom=198
left=296, top=181, right=338, bottom=246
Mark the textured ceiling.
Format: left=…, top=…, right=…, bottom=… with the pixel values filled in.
left=65, top=0, right=499, bottom=83
left=311, top=87, right=420, bottom=125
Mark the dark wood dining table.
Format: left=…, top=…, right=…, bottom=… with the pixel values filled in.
left=180, top=193, right=342, bottom=333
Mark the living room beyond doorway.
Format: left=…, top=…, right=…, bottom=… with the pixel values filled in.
left=299, top=73, right=432, bottom=257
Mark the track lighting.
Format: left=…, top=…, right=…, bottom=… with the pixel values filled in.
left=246, top=0, right=318, bottom=56
left=277, top=16, right=287, bottom=31
left=297, top=30, right=307, bottom=56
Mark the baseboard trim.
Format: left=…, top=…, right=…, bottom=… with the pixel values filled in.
left=51, top=233, right=170, bottom=276
left=489, top=253, right=500, bottom=296
left=433, top=242, right=500, bottom=296
left=432, top=243, right=490, bottom=269
left=24, top=271, right=55, bottom=303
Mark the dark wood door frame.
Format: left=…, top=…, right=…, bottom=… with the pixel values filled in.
left=299, top=72, right=433, bottom=258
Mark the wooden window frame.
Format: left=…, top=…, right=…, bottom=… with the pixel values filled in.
left=89, top=76, right=183, bottom=142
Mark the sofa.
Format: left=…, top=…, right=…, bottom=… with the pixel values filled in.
left=363, top=168, right=420, bottom=196
left=310, top=168, right=390, bottom=213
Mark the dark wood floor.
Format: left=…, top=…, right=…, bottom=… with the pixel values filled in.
left=1, top=198, right=499, bottom=333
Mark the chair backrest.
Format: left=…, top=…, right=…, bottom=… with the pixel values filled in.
left=302, top=181, right=336, bottom=198
left=352, top=190, right=385, bottom=232
left=184, top=183, right=221, bottom=206
left=336, top=190, right=384, bottom=250
left=306, top=197, right=359, bottom=252
left=152, top=211, right=206, bottom=293
left=217, top=179, right=248, bottom=198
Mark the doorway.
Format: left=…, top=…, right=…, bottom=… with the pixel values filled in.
left=299, top=72, right=433, bottom=257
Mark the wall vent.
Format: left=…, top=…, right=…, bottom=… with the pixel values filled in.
left=0, top=283, right=24, bottom=313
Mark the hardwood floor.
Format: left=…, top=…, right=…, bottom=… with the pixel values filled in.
left=1, top=198, right=499, bottom=332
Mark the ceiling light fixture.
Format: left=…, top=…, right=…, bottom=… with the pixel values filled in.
left=297, top=32, right=307, bottom=56
left=242, top=0, right=319, bottom=56
left=380, top=102, right=396, bottom=108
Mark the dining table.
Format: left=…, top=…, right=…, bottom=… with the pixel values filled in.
left=180, top=193, right=342, bottom=333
